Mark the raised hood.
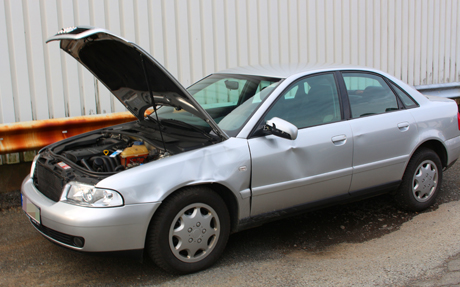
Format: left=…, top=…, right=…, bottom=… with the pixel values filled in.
left=47, top=26, right=227, bottom=139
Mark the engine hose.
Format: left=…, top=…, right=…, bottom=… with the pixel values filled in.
left=80, top=158, right=94, bottom=171
left=104, top=156, right=117, bottom=171
left=111, top=156, right=120, bottom=169
left=100, top=156, right=113, bottom=172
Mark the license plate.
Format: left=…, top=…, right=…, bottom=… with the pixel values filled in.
left=21, top=194, right=41, bottom=225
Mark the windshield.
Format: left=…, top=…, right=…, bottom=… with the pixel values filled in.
left=155, top=74, right=282, bottom=137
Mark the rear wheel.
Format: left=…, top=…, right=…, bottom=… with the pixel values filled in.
left=395, top=148, right=443, bottom=211
left=146, top=186, right=230, bottom=274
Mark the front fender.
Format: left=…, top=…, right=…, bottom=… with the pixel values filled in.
left=96, top=137, right=251, bottom=207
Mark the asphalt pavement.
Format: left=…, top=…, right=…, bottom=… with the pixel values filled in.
left=1, top=162, right=460, bottom=286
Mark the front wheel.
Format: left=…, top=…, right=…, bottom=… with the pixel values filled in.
left=395, top=148, right=443, bottom=211
left=146, top=186, right=230, bottom=274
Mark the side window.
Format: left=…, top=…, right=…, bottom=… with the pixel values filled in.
left=343, top=73, right=399, bottom=118
left=264, top=73, right=341, bottom=129
left=389, top=81, right=419, bottom=108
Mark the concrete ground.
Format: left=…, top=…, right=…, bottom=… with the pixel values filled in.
left=412, top=253, right=460, bottom=287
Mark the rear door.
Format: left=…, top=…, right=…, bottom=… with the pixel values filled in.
left=341, top=72, right=418, bottom=193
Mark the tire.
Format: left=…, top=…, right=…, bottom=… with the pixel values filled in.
left=395, top=148, right=443, bottom=211
left=146, top=186, right=230, bottom=274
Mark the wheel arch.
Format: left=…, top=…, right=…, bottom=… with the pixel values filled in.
left=196, top=183, right=240, bottom=234
left=144, top=183, right=234, bottom=273
left=145, top=182, right=240, bottom=244
left=413, top=140, right=448, bottom=168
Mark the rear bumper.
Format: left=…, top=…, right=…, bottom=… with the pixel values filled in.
left=445, top=135, right=460, bottom=168
left=21, top=175, right=160, bottom=252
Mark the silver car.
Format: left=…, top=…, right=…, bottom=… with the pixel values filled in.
left=21, top=27, right=460, bottom=274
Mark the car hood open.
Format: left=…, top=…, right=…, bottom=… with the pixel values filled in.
left=47, top=26, right=227, bottom=140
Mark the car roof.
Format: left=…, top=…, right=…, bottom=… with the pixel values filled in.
left=216, top=63, right=377, bottom=78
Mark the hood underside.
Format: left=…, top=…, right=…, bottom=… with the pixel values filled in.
left=47, top=26, right=227, bottom=139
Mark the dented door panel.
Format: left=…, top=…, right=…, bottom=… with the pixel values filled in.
left=248, top=121, right=353, bottom=216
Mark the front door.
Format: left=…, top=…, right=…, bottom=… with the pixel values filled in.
left=248, top=73, right=354, bottom=216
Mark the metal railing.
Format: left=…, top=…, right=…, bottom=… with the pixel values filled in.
left=414, top=82, right=460, bottom=99
left=1, top=83, right=460, bottom=164
left=0, top=112, right=136, bottom=162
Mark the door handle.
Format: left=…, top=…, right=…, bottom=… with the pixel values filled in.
left=331, top=135, right=347, bottom=146
left=397, top=122, right=410, bottom=132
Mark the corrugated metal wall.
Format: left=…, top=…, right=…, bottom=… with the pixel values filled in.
left=1, top=0, right=459, bottom=124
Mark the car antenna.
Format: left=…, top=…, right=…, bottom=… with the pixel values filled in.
left=140, top=54, right=168, bottom=154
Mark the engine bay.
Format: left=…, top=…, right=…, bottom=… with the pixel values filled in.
left=50, top=131, right=166, bottom=174
left=31, top=121, right=220, bottom=200
left=30, top=120, right=221, bottom=197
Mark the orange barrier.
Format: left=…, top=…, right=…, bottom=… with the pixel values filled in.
left=0, top=112, right=136, bottom=154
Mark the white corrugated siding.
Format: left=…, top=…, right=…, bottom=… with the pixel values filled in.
left=1, top=0, right=459, bottom=124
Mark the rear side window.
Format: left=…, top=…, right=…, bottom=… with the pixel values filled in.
left=343, top=73, right=399, bottom=118
left=389, top=82, right=419, bottom=108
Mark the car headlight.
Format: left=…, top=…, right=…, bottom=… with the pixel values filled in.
left=62, top=181, right=124, bottom=207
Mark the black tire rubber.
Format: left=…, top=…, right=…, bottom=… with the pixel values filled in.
left=146, top=186, right=230, bottom=274
left=394, top=148, right=443, bottom=212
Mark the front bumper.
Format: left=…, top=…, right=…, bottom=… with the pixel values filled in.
left=21, top=175, right=161, bottom=252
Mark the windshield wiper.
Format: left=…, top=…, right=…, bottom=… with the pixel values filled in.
left=160, top=119, right=216, bottom=141
left=139, top=114, right=161, bottom=130
left=146, top=113, right=159, bottom=125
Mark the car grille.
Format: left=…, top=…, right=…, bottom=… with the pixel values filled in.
left=33, top=162, right=65, bottom=202
left=30, top=219, right=84, bottom=248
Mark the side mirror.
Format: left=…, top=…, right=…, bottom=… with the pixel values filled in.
left=264, top=117, right=298, bottom=140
